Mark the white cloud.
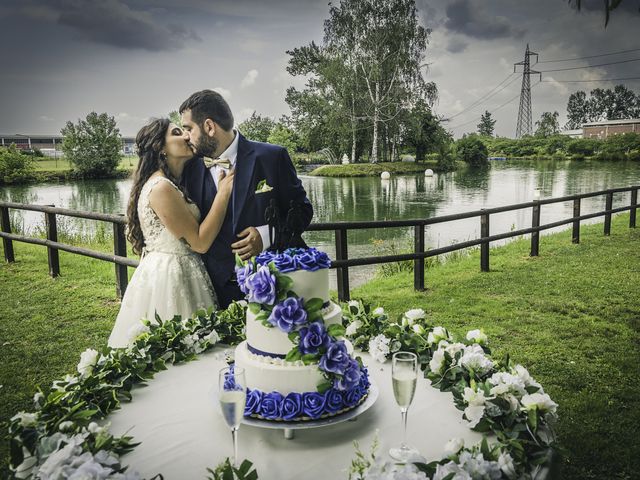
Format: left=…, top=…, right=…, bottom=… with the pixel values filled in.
left=213, top=87, right=232, bottom=100
left=241, top=69, right=259, bottom=88
left=237, top=108, right=255, bottom=123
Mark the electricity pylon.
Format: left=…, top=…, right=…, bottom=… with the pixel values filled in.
left=514, top=44, right=541, bottom=138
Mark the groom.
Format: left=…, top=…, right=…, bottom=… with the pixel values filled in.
left=179, top=89, right=313, bottom=308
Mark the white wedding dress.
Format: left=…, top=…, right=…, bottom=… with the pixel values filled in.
left=108, top=176, right=218, bottom=348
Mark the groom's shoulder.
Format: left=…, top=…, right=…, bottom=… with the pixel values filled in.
left=240, top=135, right=285, bottom=156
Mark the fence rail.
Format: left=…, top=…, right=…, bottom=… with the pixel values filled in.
left=1, top=185, right=638, bottom=301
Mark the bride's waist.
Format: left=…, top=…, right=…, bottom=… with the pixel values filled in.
left=141, top=248, right=196, bottom=258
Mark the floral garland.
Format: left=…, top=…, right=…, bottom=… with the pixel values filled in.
left=342, top=300, right=557, bottom=479
left=5, top=302, right=256, bottom=480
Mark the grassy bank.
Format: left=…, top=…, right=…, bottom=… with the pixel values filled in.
left=352, top=213, right=639, bottom=479
left=1, top=214, right=638, bottom=478
left=32, top=156, right=139, bottom=172
left=310, top=160, right=443, bottom=177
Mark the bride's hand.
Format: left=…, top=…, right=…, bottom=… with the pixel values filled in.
left=217, top=170, right=235, bottom=198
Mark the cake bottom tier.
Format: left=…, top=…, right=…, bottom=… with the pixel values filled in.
left=234, top=341, right=371, bottom=421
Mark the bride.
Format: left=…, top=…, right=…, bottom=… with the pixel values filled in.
left=108, top=118, right=234, bottom=348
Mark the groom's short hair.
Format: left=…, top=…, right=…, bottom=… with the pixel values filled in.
left=180, top=90, right=234, bottom=131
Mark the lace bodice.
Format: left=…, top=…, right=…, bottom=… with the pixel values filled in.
left=138, top=176, right=200, bottom=256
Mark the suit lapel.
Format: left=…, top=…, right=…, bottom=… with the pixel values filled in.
left=232, top=134, right=256, bottom=233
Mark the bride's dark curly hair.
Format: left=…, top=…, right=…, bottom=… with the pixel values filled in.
left=127, top=118, right=191, bottom=256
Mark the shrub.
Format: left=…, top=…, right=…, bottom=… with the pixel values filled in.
left=0, top=145, right=36, bottom=183
left=455, top=134, right=488, bottom=167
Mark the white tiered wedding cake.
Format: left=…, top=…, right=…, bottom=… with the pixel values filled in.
left=234, top=248, right=370, bottom=421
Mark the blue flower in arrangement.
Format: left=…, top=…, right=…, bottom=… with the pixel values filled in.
left=244, top=389, right=263, bottom=416
left=235, top=262, right=254, bottom=295
left=319, top=340, right=350, bottom=375
left=295, top=250, right=322, bottom=271
left=268, top=297, right=308, bottom=333
left=272, top=252, right=297, bottom=273
left=255, top=251, right=275, bottom=266
left=302, top=391, right=326, bottom=419
left=344, top=386, right=364, bottom=407
left=337, top=359, right=363, bottom=391
left=324, top=388, right=345, bottom=414
left=246, top=265, right=277, bottom=305
left=223, top=364, right=242, bottom=391
left=298, top=322, right=330, bottom=355
left=261, top=392, right=284, bottom=420
left=281, top=392, right=303, bottom=420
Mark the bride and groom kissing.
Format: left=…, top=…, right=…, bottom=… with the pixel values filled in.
left=108, top=89, right=313, bottom=348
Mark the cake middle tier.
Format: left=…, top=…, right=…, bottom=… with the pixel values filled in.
left=234, top=341, right=326, bottom=395
left=245, top=301, right=342, bottom=357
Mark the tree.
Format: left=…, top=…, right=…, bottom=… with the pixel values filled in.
left=404, top=98, right=451, bottom=161
left=477, top=111, right=496, bottom=137
left=238, top=112, right=276, bottom=143
left=565, top=91, right=589, bottom=129
left=168, top=110, right=181, bottom=125
left=0, top=145, right=35, bottom=184
left=535, top=111, right=560, bottom=137
left=455, top=134, right=488, bottom=167
left=267, top=123, right=299, bottom=153
left=61, top=112, right=122, bottom=176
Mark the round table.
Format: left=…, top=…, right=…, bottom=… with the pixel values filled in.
left=107, top=347, right=484, bottom=479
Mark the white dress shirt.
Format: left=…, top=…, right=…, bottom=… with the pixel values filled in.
left=208, top=130, right=271, bottom=250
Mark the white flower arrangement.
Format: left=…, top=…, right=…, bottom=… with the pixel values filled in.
left=465, top=329, right=488, bottom=346
left=402, top=308, right=426, bottom=326
left=77, top=348, right=99, bottom=378
left=368, top=334, right=391, bottom=363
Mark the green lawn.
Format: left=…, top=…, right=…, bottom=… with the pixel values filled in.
left=32, top=155, right=138, bottom=172
left=0, top=214, right=638, bottom=478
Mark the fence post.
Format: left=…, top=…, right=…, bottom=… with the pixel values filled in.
left=630, top=188, right=637, bottom=229
left=480, top=210, right=490, bottom=272
left=1, top=206, right=15, bottom=263
left=45, top=208, right=60, bottom=277
left=604, top=191, right=613, bottom=236
left=335, top=228, right=350, bottom=302
left=572, top=198, right=581, bottom=244
left=413, top=223, right=425, bottom=291
left=531, top=202, right=541, bottom=257
left=113, top=221, right=128, bottom=299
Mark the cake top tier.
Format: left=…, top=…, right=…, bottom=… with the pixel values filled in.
left=255, top=247, right=331, bottom=273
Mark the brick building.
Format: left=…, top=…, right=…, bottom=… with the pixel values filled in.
left=582, top=119, right=640, bottom=139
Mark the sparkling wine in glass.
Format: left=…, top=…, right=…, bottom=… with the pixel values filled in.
left=389, top=351, right=420, bottom=462
left=218, top=365, right=246, bottom=467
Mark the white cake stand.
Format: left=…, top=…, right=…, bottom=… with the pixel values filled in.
left=241, top=381, right=379, bottom=440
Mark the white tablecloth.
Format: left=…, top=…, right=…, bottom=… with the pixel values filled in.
left=108, top=347, right=484, bottom=479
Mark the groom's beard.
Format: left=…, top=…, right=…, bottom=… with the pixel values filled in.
left=192, top=132, right=218, bottom=158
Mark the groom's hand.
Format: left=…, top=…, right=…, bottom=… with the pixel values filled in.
left=232, top=226, right=263, bottom=260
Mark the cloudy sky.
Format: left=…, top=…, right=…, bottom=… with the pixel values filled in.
left=1, top=0, right=638, bottom=139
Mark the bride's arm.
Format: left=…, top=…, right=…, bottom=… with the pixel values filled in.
left=149, top=172, right=234, bottom=254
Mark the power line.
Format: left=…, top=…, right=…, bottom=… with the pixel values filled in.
left=537, top=47, right=640, bottom=63
left=540, top=57, right=640, bottom=72
left=448, top=82, right=542, bottom=131
left=445, top=73, right=519, bottom=121
left=541, top=76, right=640, bottom=83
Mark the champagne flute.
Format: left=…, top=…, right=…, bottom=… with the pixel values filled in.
left=389, top=351, right=420, bottom=462
left=218, top=365, right=247, bottom=467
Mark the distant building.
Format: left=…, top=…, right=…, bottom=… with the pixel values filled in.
left=559, top=129, right=583, bottom=138
left=0, top=134, right=136, bottom=155
left=582, top=119, right=640, bottom=139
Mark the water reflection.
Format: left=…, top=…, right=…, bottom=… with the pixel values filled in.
left=2, top=161, right=639, bottom=287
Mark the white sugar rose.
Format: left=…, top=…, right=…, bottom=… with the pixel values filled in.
left=444, top=437, right=465, bottom=457
left=345, top=320, right=363, bottom=336
left=373, top=307, right=385, bottom=316
left=466, top=329, right=488, bottom=345
left=521, top=392, right=558, bottom=414
left=368, top=334, right=391, bottom=363
left=11, top=412, right=38, bottom=427
left=427, top=326, right=449, bottom=345
left=402, top=308, right=425, bottom=326
left=429, top=348, right=446, bottom=374
left=77, top=348, right=99, bottom=378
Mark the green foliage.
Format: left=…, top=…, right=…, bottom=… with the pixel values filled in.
left=207, top=459, right=259, bottom=480
left=477, top=111, right=496, bottom=137
left=238, top=112, right=276, bottom=143
left=535, top=111, right=560, bottom=138
left=267, top=123, right=299, bottom=153
left=61, top=112, right=122, bottom=176
left=566, top=84, right=640, bottom=129
left=566, top=137, right=600, bottom=156
left=168, top=110, right=181, bottom=125
left=0, top=145, right=35, bottom=184
left=455, top=134, right=489, bottom=167
left=405, top=98, right=452, bottom=161
left=310, top=160, right=437, bottom=177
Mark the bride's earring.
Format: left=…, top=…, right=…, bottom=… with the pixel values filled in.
left=160, top=151, right=167, bottom=161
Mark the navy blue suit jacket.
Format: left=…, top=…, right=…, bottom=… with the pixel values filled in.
left=181, top=133, right=313, bottom=298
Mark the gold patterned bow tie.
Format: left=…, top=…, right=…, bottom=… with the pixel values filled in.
left=203, top=157, right=232, bottom=169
